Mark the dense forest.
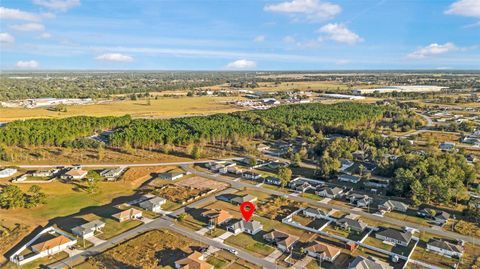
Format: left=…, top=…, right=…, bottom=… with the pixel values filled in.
left=109, top=103, right=384, bottom=148
left=0, top=103, right=384, bottom=149
left=0, top=115, right=131, bottom=146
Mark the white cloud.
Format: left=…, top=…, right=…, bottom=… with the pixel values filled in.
left=408, top=43, right=458, bottom=59
left=33, top=0, right=81, bottom=12
left=254, top=35, right=266, bottom=42
left=16, top=60, right=39, bottom=68
left=283, top=36, right=296, bottom=44
left=445, top=0, right=480, bottom=18
left=265, top=0, right=341, bottom=22
left=318, top=23, right=363, bottom=45
left=95, top=53, right=134, bottom=62
left=0, top=32, right=15, bottom=44
left=10, top=23, right=45, bottom=32
left=40, top=32, right=52, bottom=39
left=0, top=7, right=43, bottom=21
left=226, top=59, right=257, bottom=70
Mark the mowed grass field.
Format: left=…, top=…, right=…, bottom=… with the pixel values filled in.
left=0, top=96, right=245, bottom=122
left=0, top=176, right=147, bottom=262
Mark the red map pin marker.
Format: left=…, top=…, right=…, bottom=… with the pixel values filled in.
left=240, top=201, right=255, bottom=222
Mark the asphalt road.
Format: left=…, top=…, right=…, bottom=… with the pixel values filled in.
left=185, top=166, right=480, bottom=245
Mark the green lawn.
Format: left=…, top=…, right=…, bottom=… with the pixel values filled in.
left=363, top=236, right=394, bottom=252
left=96, top=218, right=142, bottom=240
left=224, top=232, right=275, bottom=257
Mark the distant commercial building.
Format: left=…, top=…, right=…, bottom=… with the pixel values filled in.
left=353, top=86, right=447, bottom=95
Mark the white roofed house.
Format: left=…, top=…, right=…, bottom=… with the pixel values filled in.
left=71, top=219, right=105, bottom=239
left=375, top=228, right=412, bottom=247
left=338, top=174, right=361, bottom=184
left=378, top=200, right=409, bottom=213
left=427, top=239, right=464, bottom=258
left=315, top=186, right=344, bottom=199
left=439, top=142, right=456, bottom=151
left=100, top=167, right=126, bottom=181
left=0, top=168, right=17, bottom=178
left=156, top=172, right=184, bottom=181
left=226, top=219, right=263, bottom=235
left=139, top=196, right=166, bottom=213
left=302, top=207, right=327, bottom=219
left=347, top=193, right=372, bottom=208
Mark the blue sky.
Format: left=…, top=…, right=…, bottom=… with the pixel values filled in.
left=0, top=0, right=479, bottom=70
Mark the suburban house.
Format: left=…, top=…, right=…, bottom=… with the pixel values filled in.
left=265, top=176, right=282, bottom=186
left=201, top=209, right=233, bottom=226
left=231, top=194, right=257, bottom=205
left=378, top=200, right=409, bottom=213
left=227, top=219, right=263, bottom=235
left=292, top=181, right=313, bottom=193
left=315, top=186, right=344, bottom=198
left=302, top=207, right=327, bottom=219
left=61, top=168, right=88, bottom=180
left=100, top=167, right=126, bottom=180
left=347, top=256, right=386, bottom=269
left=32, top=169, right=59, bottom=178
left=433, top=211, right=450, bottom=226
left=336, top=217, right=367, bottom=233
left=263, top=230, right=299, bottom=252
left=139, top=196, right=166, bottom=213
left=338, top=174, right=361, bottom=184
left=71, top=219, right=105, bottom=239
left=256, top=143, right=270, bottom=152
left=347, top=194, right=372, bottom=208
left=10, top=227, right=77, bottom=266
left=218, top=162, right=236, bottom=174
left=0, top=168, right=17, bottom=178
left=375, top=228, right=412, bottom=246
left=112, top=208, right=143, bottom=222
left=427, top=239, right=464, bottom=258
left=174, top=251, right=214, bottom=269
left=156, top=172, right=184, bottom=181
left=340, top=159, right=355, bottom=173
left=242, top=171, right=262, bottom=181
left=439, top=142, right=456, bottom=151
left=305, top=242, right=341, bottom=262
left=226, top=166, right=243, bottom=175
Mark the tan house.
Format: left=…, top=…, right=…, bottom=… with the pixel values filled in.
left=201, top=209, right=233, bottom=225
left=112, top=208, right=143, bottom=222
left=305, top=242, right=341, bottom=262
left=174, top=251, right=214, bottom=269
left=62, top=168, right=88, bottom=180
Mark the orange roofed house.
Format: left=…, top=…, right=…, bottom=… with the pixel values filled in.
left=201, top=209, right=233, bottom=226
left=112, top=208, right=143, bottom=222
left=174, top=251, right=214, bottom=269
left=31, top=235, right=73, bottom=256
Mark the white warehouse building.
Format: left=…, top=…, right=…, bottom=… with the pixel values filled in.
left=353, top=86, right=448, bottom=95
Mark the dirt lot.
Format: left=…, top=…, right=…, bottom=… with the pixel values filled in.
left=176, top=176, right=228, bottom=191
left=78, top=229, right=206, bottom=268
left=154, top=185, right=205, bottom=203
left=120, top=166, right=176, bottom=186
left=257, top=196, right=306, bottom=221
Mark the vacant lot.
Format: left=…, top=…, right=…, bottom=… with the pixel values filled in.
left=0, top=96, right=245, bottom=122
left=121, top=166, right=176, bottom=186
left=176, top=176, right=228, bottom=191
left=79, top=229, right=206, bottom=268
